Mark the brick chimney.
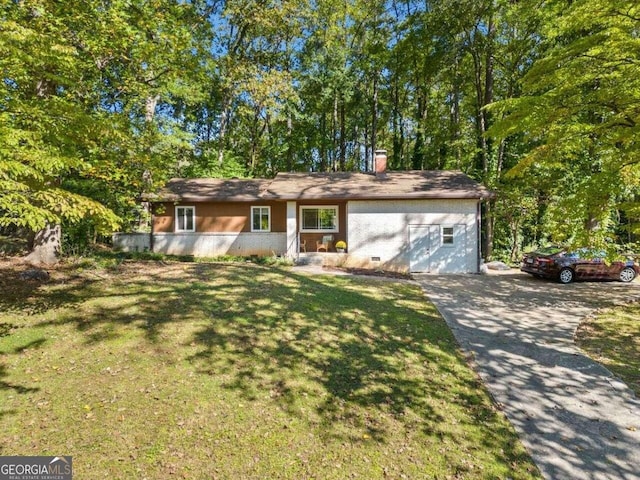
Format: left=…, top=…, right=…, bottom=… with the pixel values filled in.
left=374, top=149, right=387, bottom=176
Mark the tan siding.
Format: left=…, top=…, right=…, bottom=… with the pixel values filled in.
left=152, top=203, right=175, bottom=233
left=152, top=201, right=287, bottom=233
left=270, top=202, right=287, bottom=232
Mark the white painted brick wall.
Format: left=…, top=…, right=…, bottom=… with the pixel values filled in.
left=112, top=233, right=151, bottom=252
left=149, top=232, right=287, bottom=257
left=347, top=199, right=479, bottom=273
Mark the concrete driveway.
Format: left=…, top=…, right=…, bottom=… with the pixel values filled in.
left=416, top=271, right=640, bottom=480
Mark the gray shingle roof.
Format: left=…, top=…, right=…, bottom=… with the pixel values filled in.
left=145, top=178, right=271, bottom=202
left=264, top=171, right=493, bottom=200
left=147, top=171, right=493, bottom=202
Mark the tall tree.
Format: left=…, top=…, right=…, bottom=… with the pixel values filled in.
left=0, top=0, right=209, bottom=262
left=489, top=0, right=640, bottom=248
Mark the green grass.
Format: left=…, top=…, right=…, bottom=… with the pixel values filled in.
left=576, top=302, right=640, bottom=396
left=0, top=260, right=540, bottom=479
left=66, top=249, right=294, bottom=271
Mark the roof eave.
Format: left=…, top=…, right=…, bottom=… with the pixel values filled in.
left=263, top=192, right=494, bottom=201
left=147, top=193, right=494, bottom=202
left=145, top=195, right=263, bottom=203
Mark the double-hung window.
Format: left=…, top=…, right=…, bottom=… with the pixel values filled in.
left=442, top=226, right=454, bottom=245
left=175, top=206, right=195, bottom=232
left=251, top=206, right=271, bottom=232
left=300, top=206, right=338, bottom=232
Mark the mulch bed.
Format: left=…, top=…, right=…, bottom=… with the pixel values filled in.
left=323, top=266, right=412, bottom=280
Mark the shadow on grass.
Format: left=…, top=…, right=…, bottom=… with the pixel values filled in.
left=0, top=261, right=93, bottom=405
left=1, top=327, right=44, bottom=399
left=0, top=363, right=39, bottom=395
left=0, top=261, right=95, bottom=316
left=576, top=302, right=640, bottom=396
left=3, top=262, right=532, bottom=470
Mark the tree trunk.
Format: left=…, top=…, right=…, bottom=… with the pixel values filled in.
left=392, top=77, right=400, bottom=169
left=412, top=86, right=428, bottom=170
left=451, top=55, right=462, bottom=169
left=371, top=72, right=379, bottom=162
left=320, top=112, right=327, bottom=171
left=472, top=48, right=488, bottom=175
left=510, top=219, right=520, bottom=263
left=339, top=99, right=346, bottom=171
left=363, top=124, right=370, bottom=171
left=483, top=201, right=494, bottom=262
left=332, top=92, right=338, bottom=171
left=286, top=110, right=294, bottom=171
left=217, top=91, right=232, bottom=166
left=483, top=14, right=495, bottom=174
left=25, top=223, right=61, bottom=265
left=145, top=94, right=160, bottom=122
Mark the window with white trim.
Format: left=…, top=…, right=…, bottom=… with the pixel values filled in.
left=300, top=206, right=338, bottom=232
left=442, top=226, right=454, bottom=245
left=251, top=206, right=271, bottom=232
left=175, top=206, right=195, bottom=232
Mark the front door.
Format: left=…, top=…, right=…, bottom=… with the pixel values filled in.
left=409, top=225, right=436, bottom=273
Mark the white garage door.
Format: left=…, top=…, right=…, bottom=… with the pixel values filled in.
left=409, top=224, right=467, bottom=273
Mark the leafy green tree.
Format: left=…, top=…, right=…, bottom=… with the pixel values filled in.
left=490, top=0, right=640, bottom=249
left=1, top=2, right=118, bottom=262
left=0, top=0, right=209, bottom=262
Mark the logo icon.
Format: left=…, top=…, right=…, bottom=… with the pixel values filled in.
left=0, top=456, right=73, bottom=480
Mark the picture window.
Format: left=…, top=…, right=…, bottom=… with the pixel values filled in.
left=300, top=206, right=338, bottom=232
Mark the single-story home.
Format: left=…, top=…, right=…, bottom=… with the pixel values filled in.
left=115, top=151, right=494, bottom=273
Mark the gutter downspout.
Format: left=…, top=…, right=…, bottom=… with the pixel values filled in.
left=477, top=200, right=482, bottom=273
left=149, top=205, right=155, bottom=253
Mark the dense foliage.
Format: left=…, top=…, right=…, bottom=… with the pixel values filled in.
left=490, top=0, right=640, bottom=254
left=0, top=0, right=210, bottom=257
left=1, top=0, right=638, bottom=260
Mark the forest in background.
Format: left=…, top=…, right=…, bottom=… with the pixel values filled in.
left=1, top=0, right=639, bottom=262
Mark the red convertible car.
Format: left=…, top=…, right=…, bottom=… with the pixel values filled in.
left=521, top=247, right=639, bottom=284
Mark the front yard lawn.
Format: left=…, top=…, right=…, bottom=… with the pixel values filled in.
left=576, top=301, right=640, bottom=397
left=0, top=259, right=540, bottom=479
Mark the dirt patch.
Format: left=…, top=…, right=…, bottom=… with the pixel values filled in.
left=0, top=258, right=45, bottom=295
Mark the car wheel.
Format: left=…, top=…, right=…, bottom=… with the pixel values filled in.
left=619, top=267, right=636, bottom=283
left=559, top=267, right=574, bottom=284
